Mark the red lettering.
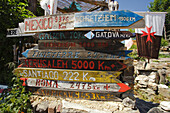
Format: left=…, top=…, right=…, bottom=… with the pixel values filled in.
left=62, top=61, right=68, bottom=68
left=82, top=83, right=86, bottom=89
left=23, top=59, right=28, bottom=67
left=33, top=59, right=37, bottom=68
left=57, top=60, right=62, bottom=68
left=36, top=19, right=43, bottom=29
left=55, top=16, right=58, bottom=22
left=36, top=79, right=41, bottom=86
left=25, top=21, right=30, bottom=31
left=47, top=60, right=51, bottom=68
left=77, top=60, right=82, bottom=69
left=87, top=83, right=91, bottom=90
left=52, top=60, right=57, bottom=68
left=76, top=83, right=80, bottom=89
left=72, top=60, right=77, bottom=69
left=28, top=59, right=33, bottom=67
left=89, top=61, right=94, bottom=69
left=48, top=17, right=53, bottom=29
left=83, top=61, right=88, bottom=69
left=46, top=80, right=50, bottom=87
left=41, top=80, right=46, bottom=86
left=66, top=16, right=69, bottom=22
left=98, top=61, right=104, bottom=70
left=91, top=42, right=95, bottom=47
left=87, top=42, right=90, bottom=47
left=70, top=82, right=74, bottom=88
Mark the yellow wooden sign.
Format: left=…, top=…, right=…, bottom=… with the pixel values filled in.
left=14, top=68, right=121, bottom=83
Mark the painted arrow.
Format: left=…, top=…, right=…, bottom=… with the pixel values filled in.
left=74, top=10, right=143, bottom=28
left=21, top=50, right=132, bottom=60
left=14, top=68, right=121, bottom=83
left=21, top=78, right=131, bottom=93
left=20, top=58, right=127, bottom=71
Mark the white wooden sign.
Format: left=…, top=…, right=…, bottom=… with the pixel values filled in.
left=24, top=13, right=74, bottom=33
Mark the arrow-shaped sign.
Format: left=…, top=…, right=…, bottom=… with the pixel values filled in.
left=21, top=78, right=131, bottom=93
left=20, top=59, right=127, bottom=71
left=27, top=87, right=122, bottom=101
left=84, top=31, right=134, bottom=40
left=14, top=68, right=121, bottom=83
left=22, top=50, right=132, bottom=60
left=75, top=10, right=143, bottom=28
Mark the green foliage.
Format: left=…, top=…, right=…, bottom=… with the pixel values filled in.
left=161, top=38, right=169, bottom=47
left=0, top=0, right=35, bottom=85
left=0, top=77, right=32, bottom=113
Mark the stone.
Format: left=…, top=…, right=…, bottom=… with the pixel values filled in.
left=160, top=101, right=170, bottom=111
left=36, top=101, right=49, bottom=112
left=158, top=84, right=170, bottom=98
left=48, top=101, right=58, bottom=113
left=148, top=72, right=159, bottom=83
left=140, top=88, right=155, bottom=96
left=135, top=75, right=149, bottom=87
left=122, top=97, right=136, bottom=109
left=145, top=63, right=151, bottom=70
left=148, top=83, right=158, bottom=91
left=147, top=107, right=164, bottom=113
left=158, top=69, right=166, bottom=84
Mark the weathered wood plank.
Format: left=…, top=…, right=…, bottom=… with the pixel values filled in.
left=14, top=68, right=121, bottom=83
left=74, top=10, right=143, bottom=28
left=24, top=13, right=74, bottom=33
left=34, top=31, right=133, bottom=40
left=22, top=49, right=132, bottom=60
left=27, top=87, right=122, bottom=101
left=20, top=58, right=127, bottom=71
left=38, top=40, right=124, bottom=50
left=24, top=78, right=131, bottom=93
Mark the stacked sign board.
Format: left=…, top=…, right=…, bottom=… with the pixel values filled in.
left=14, top=10, right=144, bottom=101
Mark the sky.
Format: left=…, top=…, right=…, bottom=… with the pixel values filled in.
left=114, top=0, right=155, bottom=11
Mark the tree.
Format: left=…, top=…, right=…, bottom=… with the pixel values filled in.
left=148, top=0, right=170, bottom=39
left=0, top=0, right=35, bottom=85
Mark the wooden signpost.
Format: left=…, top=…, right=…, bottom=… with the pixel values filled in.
left=24, top=13, right=74, bottom=33
left=24, top=78, right=131, bottom=93
left=21, top=58, right=127, bottom=71
left=22, top=50, right=132, bottom=60
left=14, top=68, right=121, bottom=83
left=34, top=31, right=133, bottom=40
left=38, top=40, right=124, bottom=50
left=74, top=10, right=143, bottom=28
left=27, top=87, right=122, bottom=101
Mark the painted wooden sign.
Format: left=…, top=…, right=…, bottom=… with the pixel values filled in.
left=38, top=40, right=124, bottom=50
left=24, top=78, right=131, bottom=93
left=22, top=50, right=132, bottom=60
left=34, top=31, right=133, bottom=40
left=74, top=10, right=143, bottom=28
left=24, top=13, right=74, bottom=33
left=14, top=68, right=121, bottom=83
left=35, top=31, right=89, bottom=40
left=27, top=87, right=122, bottom=101
left=20, top=59, right=127, bottom=71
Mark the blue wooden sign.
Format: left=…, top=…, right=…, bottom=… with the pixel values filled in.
left=74, top=10, right=143, bottom=28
